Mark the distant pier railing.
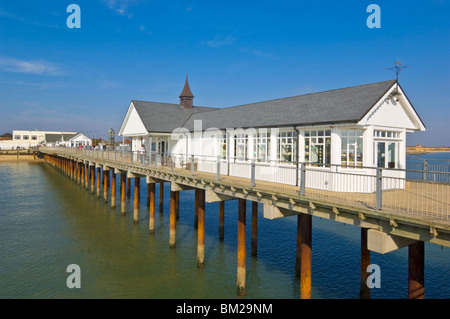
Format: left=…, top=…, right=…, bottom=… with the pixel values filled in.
left=40, top=147, right=450, bottom=221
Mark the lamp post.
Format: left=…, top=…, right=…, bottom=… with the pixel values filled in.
left=108, top=128, right=115, bottom=150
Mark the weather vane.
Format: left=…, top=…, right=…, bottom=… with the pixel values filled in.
left=386, top=59, right=409, bottom=82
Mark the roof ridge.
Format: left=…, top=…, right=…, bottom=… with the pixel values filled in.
left=209, top=79, right=397, bottom=111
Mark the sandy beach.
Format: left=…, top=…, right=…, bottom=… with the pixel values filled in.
left=0, top=154, right=45, bottom=162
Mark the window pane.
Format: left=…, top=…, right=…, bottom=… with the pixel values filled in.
left=305, top=139, right=309, bottom=162
left=325, top=137, right=331, bottom=165
left=388, top=142, right=396, bottom=168
left=341, top=137, right=347, bottom=165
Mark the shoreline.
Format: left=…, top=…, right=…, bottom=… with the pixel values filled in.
left=0, top=154, right=45, bottom=163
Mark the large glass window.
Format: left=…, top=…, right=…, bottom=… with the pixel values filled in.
left=253, top=131, right=270, bottom=162
left=305, top=130, right=331, bottom=166
left=277, top=131, right=297, bottom=163
left=234, top=134, right=247, bottom=161
left=218, top=134, right=227, bottom=160
left=341, top=130, right=363, bottom=168
left=375, top=141, right=398, bottom=168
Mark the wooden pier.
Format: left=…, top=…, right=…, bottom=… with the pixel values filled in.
left=39, top=148, right=450, bottom=299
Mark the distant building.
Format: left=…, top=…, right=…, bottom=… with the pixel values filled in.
left=0, top=130, right=91, bottom=149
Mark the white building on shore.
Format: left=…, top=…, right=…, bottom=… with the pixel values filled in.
left=119, top=77, right=425, bottom=192
left=0, top=130, right=92, bottom=149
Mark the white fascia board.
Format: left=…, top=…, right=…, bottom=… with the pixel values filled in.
left=357, top=83, right=425, bottom=132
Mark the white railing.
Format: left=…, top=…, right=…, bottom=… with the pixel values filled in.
left=40, top=147, right=450, bottom=220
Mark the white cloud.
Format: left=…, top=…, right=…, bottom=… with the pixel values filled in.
left=207, top=35, right=235, bottom=48
left=0, top=57, right=63, bottom=76
left=101, top=0, right=139, bottom=17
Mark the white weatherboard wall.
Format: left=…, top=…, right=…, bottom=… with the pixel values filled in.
left=120, top=103, right=148, bottom=137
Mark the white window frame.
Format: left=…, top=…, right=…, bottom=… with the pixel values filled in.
left=253, top=131, right=270, bottom=162
left=234, top=134, right=247, bottom=161
left=277, top=131, right=296, bottom=164
left=341, top=129, right=364, bottom=168
left=304, top=129, right=331, bottom=166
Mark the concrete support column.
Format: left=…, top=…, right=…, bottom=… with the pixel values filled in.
left=251, top=201, right=258, bottom=256
left=219, top=201, right=225, bottom=241
left=169, top=190, right=177, bottom=248
left=134, top=177, right=140, bottom=223
left=237, top=198, right=246, bottom=296
left=111, top=172, right=116, bottom=208
left=120, top=172, right=126, bottom=215
left=300, top=214, right=312, bottom=299
left=408, top=241, right=425, bottom=299
left=149, top=183, right=156, bottom=233
left=197, top=189, right=205, bottom=267
left=360, top=228, right=371, bottom=299
left=127, top=177, right=131, bottom=198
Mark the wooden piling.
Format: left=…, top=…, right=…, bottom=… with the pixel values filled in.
left=134, top=177, right=140, bottom=223
left=111, top=172, right=116, bottom=208
left=85, top=163, right=89, bottom=190
left=300, top=213, right=312, bottom=299
left=170, top=190, right=176, bottom=248
left=159, top=182, right=164, bottom=213
left=237, top=198, right=246, bottom=296
left=360, top=228, right=371, bottom=299
left=147, top=183, right=151, bottom=207
left=408, top=241, right=425, bottom=299
left=97, top=167, right=101, bottom=199
left=103, top=169, right=108, bottom=203
left=149, top=183, right=156, bottom=233
left=219, top=201, right=225, bottom=241
left=90, top=166, right=95, bottom=194
left=120, top=172, right=126, bottom=215
left=197, top=189, right=205, bottom=267
left=251, top=201, right=258, bottom=256
left=81, top=163, right=85, bottom=188
left=77, top=162, right=81, bottom=184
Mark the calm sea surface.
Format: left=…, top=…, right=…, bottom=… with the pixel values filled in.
left=0, top=157, right=449, bottom=299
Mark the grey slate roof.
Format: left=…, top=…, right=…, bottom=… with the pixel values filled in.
left=132, top=101, right=215, bottom=133
left=133, top=80, right=397, bottom=133
left=45, top=133, right=78, bottom=143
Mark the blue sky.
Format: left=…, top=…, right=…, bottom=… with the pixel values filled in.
left=0, top=1, right=449, bottom=145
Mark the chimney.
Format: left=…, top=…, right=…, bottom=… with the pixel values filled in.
left=179, top=75, right=194, bottom=109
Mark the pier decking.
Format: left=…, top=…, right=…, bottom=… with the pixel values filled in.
left=38, top=147, right=450, bottom=299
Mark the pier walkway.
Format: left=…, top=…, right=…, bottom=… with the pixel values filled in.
left=38, top=147, right=450, bottom=299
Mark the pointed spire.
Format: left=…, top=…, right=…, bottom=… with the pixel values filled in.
left=179, top=75, right=194, bottom=108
